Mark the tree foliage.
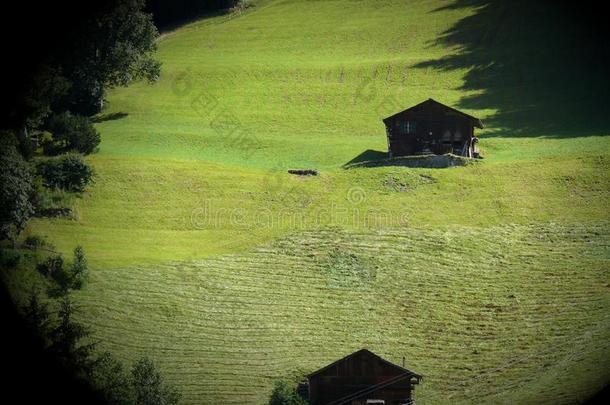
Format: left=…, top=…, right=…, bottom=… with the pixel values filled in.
left=2, top=0, right=159, bottom=244
left=71, top=245, right=89, bottom=289
left=0, top=133, right=34, bottom=243
left=45, top=112, right=101, bottom=155
left=91, top=352, right=135, bottom=405
left=131, top=357, right=181, bottom=405
left=269, top=380, right=308, bottom=405
left=8, top=0, right=161, bottom=126
left=37, top=254, right=66, bottom=277
left=90, top=355, right=181, bottom=405
left=36, top=153, right=95, bottom=192
left=23, top=292, right=51, bottom=339
left=47, top=298, right=97, bottom=374
left=20, top=65, right=72, bottom=129
left=62, top=0, right=161, bottom=114
left=21, top=291, right=180, bottom=405
left=37, top=247, right=89, bottom=294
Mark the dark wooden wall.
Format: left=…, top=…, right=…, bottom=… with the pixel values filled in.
left=385, top=111, right=474, bottom=157
left=308, top=351, right=417, bottom=405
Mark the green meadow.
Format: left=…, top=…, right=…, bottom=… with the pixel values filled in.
left=8, top=0, right=610, bottom=403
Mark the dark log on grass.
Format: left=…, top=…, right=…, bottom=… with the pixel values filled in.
left=288, top=169, right=319, bottom=176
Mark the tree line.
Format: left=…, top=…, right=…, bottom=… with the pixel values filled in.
left=1, top=1, right=291, bottom=404
left=22, top=283, right=180, bottom=405
left=1, top=0, right=160, bottom=244
left=0, top=1, right=178, bottom=404
left=146, top=0, right=246, bottom=30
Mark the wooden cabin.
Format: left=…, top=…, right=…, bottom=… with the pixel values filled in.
left=302, top=349, right=422, bottom=405
left=383, top=99, right=483, bottom=158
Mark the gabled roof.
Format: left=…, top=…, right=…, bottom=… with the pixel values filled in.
left=307, top=348, right=422, bottom=379
left=383, top=98, right=484, bottom=129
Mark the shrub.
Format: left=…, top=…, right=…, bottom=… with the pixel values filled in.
left=36, top=247, right=88, bottom=292
left=30, top=177, right=74, bottom=216
left=36, top=154, right=94, bottom=192
left=131, top=357, right=181, bottom=405
left=23, top=235, right=47, bottom=249
left=45, top=112, right=101, bottom=155
left=269, top=380, right=308, bottom=405
left=0, top=132, right=34, bottom=243
left=37, top=254, right=65, bottom=277
left=38, top=254, right=73, bottom=297
left=22, top=292, right=50, bottom=337
left=47, top=297, right=96, bottom=371
left=231, top=0, right=254, bottom=13
left=0, top=249, right=22, bottom=268
left=92, top=352, right=135, bottom=404
left=70, top=245, right=88, bottom=289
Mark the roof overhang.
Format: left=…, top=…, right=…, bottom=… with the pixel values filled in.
left=307, top=349, right=422, bottom=380
left=383, top=98, right=484, bottom=129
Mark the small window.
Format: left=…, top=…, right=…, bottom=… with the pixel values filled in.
left=442, top=130, right=452, bottom=143
left=402, top=121, right=416, bottom=135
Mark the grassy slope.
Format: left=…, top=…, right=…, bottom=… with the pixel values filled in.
left=14, top=0, right=610, bottom=403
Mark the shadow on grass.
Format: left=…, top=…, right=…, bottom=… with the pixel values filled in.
left=415, top=0, right=610, bottom=138
left=345, top=153, right=473, bottom=169
left=344, top=149, right=388, bottom=166
left=91, top=112, right=128, bottom=123
left=344, top=149, right=473, bottom=169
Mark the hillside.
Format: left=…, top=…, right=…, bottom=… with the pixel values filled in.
left=10, top=0, right=610, bottom=403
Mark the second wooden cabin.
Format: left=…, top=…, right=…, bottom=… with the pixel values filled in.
left=302, top=349, right=422, bottom=405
